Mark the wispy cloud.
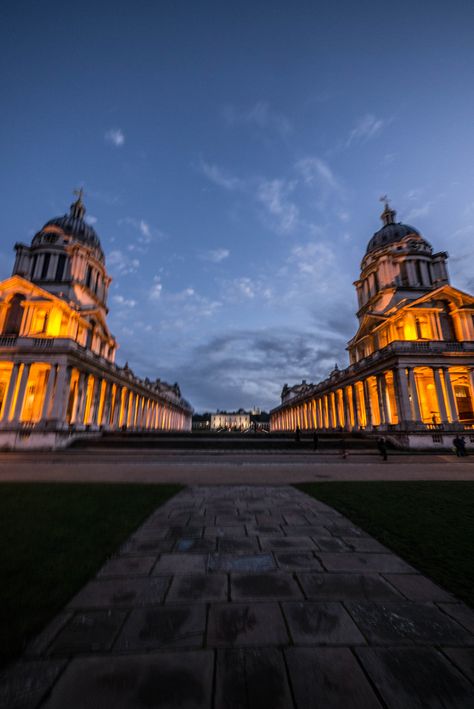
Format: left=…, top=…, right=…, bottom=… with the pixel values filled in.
left=346, top=114, right=385, bottom=147
left=405, top=202, right=434, bottom=221
left=107, top=250, right=139, bottom=275
left=256, top=179, right=299, bottom=234
left=105, top=128, right=125, bottom=147
left=295, top=157, right=340, bottom=191
left=222, top=101, right=292, bottom=136
left=199, top=161, right=242, bottom=191
left=201, top=248, right=230, bottom=263
left=149, top=276, right=163, bottom=301
left=113, top=294, right=136, bottom=308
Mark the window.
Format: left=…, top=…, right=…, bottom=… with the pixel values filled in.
left=40, top=254, right=51, bottom=280
left=32, top=309, right=49, bottom=334
left=30, top=255, right=38, bottom=278
left=55, top=254, right=67, bottom=282
left=85, top=266, right=92, bottom=289
left=415, top=316, right=431, bottom=339
left=3, top=294, right=25, bottom=335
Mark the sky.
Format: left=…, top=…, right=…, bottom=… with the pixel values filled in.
left=1, top=1, right=474, bottom=412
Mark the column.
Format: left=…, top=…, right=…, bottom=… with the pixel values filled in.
left=101, top=382, right=112, bottom=428
left=11, top=363, right=31, bottom=422
left=433, top=367, right=449, bottom=424
left=407, top=367, right=422, bottom=422
left=363, top=379, right=373, bottom=428
left=351, top=384, right=360, bottom=429
left=1, top=363, right=20, bottom=422
left=376, top=373, right=387, bottom=425
left=394, top=367, right=411, bottom=424
left=342, top=387, right=350, bottom=430
left=75, top=371, right=88, bottom=425
left=91, top=377, right=103, bottom=426
left=49, top=365, right=72, bottom=422
left=40, top=364, right=58, bottom=421
left=442, top=367, right=459, bottom=423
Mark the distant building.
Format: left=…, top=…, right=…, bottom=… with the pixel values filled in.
left=211, top=409, right=251, bottom=430
left=271, top=201, right=474, bottom=448
left=0, top=192, right=192, bottom=449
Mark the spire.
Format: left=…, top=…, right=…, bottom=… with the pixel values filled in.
left=379, top=195, right=396, bottom=226
left=70, top=187, right=86, bottom=220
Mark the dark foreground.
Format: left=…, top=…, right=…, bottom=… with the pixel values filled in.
left=1, top=485, right=473, bottom=708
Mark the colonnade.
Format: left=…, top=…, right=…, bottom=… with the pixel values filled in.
left=271, top=365, right=474, bottom=431
left=0, top=360, right=191, bottom=431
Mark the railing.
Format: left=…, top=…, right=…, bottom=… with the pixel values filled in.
left=0, top=336, right=18, bottom=347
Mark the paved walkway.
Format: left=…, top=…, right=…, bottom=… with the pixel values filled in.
left=2, top=485, right=474, bottom=708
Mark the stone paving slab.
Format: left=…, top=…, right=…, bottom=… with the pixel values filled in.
left=41, top=651, right=215, bottom=709
left=356, top=647, right=474, bottom=708
left=285, top=647, right=382, bottom=708
left=4, top=484, right=474, bottom=708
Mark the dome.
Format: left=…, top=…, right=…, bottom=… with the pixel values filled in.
left=366, top=222, right=421, bottom=254
left=365, top=200, right=429, bottom=255
left=36, top=191, right=104, bottom=262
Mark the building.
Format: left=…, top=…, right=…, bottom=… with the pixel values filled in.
left=210, top=410, right=251, bottom=430
left=0, top=192, right=192, bottom=449
left=270, top=201, right=474, bottom=448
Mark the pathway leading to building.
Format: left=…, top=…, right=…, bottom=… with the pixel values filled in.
left=2, top=485, right=474, bottom=708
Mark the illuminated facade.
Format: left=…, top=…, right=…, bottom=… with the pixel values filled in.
left=0, top=192, right=192, bottom=449
left=210, top=411, right=251, bottom=430
left=270, top=202, right=474, bottom=448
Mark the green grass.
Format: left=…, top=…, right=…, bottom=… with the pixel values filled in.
left=297, top=482, right=474, bottom=608
left=0, top=483, right=181, bottom=667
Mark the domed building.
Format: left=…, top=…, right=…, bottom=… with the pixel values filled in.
left=271, top=201, right=474, bottom=448
left=0, top=191, right=192, bottom=448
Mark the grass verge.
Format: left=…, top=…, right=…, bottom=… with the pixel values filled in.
left=0, top=482, right=182, bottom=667
left=296, top=481, right=474, bottom=608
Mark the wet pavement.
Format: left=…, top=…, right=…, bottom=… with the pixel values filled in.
left=2, top=485, right=474, bottom=708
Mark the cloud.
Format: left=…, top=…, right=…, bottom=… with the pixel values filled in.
left=199, top=161, right=242, bottom=191
left=346, top=114, right=385, bottom=147
left=256, top=178, right=299, bottom=234
left=201, top=248, right=230, bottom=263
left=107, top=250, right=139, bottom=275
left=112, top=294, right=136, bottom=307
left=405, top=201, right=434, bottom=221
left=295, top=157, right=340, bottom=191
left=85, top=215, right=98, bottom=225
left=222, top=101, right=292, bottom=136
left=149, top=277, right=163, bottom=301
left=289, top=242, right=336, bottom=278
left=105, top=128, right=125, bottom=147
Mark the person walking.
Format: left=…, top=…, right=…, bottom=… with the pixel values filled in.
left=295, top=425, right=300, bottom=443
left=376, top=436, right=388, bottom=461
left=312, top=432, right=319, bottom=451
left=453, top=435, right=462, bottom=457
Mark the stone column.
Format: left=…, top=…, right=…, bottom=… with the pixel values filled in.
left=394, top=367, right=412, bottom=425
left=123, top=390, right=131, bottom=428
left=101, top=382, right=112, bottom=428
left=50, top=365, right=73, bottom=423
left=41, top=364, right=58, bottom=421
left=407, top=367, right=422, bottom=422
left=1, top=363, right=20, bottom=423
left=433, top=367, right=449, bottom=424
left=11, top=363, right=31, bottom=422
left=91, top=377, right=103, bottom=426
left=351, top=384, right=360, bottom=429
left=442, top=367, right=459, bottom=423
left=363, top=378, right=373, bottom=428
left=342, top=387, right=351, bottom=430
left=376, top=373, right=388, bottom=425
left=74, top=372, right=88, bottom=425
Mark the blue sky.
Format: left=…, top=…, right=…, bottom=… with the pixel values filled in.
left=1, top=1, right=474, bottom=411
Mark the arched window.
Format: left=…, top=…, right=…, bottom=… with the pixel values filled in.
left=3, top=294, right=25, bottom=335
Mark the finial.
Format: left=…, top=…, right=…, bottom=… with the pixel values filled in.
left=379, top=194, right=396, bottom=226
left=70, top=187, right=86, bottom=220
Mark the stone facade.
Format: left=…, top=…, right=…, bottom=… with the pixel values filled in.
left=270, top=202, right=474, bottom=448
left=0, top=193, right=192, bottom=449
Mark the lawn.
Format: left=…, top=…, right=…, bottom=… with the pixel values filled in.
left=297, top=482, right=474, bottom=608
left=0, top=483, right=181, bottom=667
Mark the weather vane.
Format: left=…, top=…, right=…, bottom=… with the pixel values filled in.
left=379, top=194, right=390, bottom=206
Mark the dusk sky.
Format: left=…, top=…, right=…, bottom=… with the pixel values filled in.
left=1, top=1, right=474, bottom=411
